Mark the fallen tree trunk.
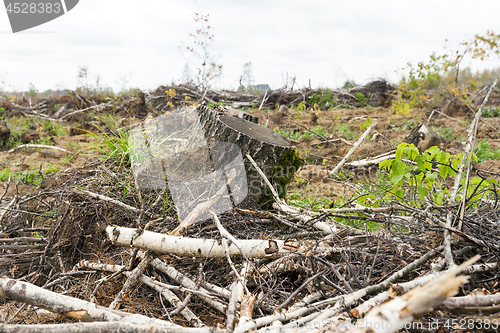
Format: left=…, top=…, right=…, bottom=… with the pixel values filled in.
left=106, top=226, right=334, bottom=259
left=0, top=278, right=178, bottom=328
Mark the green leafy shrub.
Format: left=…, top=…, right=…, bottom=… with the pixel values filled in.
left=276, top=127, right=330, bottom=141
left=14, top=170, right=42, bottom=186
left=335, top=124, right=356, bottom=140
left=309, top=89, right=335, bottom=108
left=377, top=143, right=497, bottom=209
left=0, top=168, right=10, bottom=181
left=436, top=127, right=456, bottom=141
left=474, top=140, right=500, bottom=163
left=354, top=92, right=367, bottom=104
left=360, top=118, right=373, bottom=131
left=483, top=106, right=499, bottom=118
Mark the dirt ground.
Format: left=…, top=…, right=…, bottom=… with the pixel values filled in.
left=2, top=99, right=499, bottom=202
left=0, top=86, right=499, bottom=330
left=247, top=104, right=500, bottom=201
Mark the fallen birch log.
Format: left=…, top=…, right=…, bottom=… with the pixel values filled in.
left=107, top=226, right=334, bottom=258
left=0, top=278, right=178, bottom=328
left=440, top=292, right=500, bottom=309
left=0, top=322, right=221, bottom=333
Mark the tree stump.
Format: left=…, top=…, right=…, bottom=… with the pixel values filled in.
left=404, top=123, right=441, bottom=152
left=0, top=122, right=10, bottom=146
left=196, top=105, right=301, bottom=207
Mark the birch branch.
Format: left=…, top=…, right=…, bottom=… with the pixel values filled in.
left=0, top=278, right=178, bottom=328
left=346, top=255, right=480, bottom=333
left=283, top=245, right=443, bottom=324
left=72, top=188, right=141, bottom=213
left=444, top=80, right=497, bottom=268
left=211, top=211, right=250, bottom=297
left=79, top=260, right=205, bottom=327
left=59, top=102, right=112, bottom=120
left=237, top=294, right=256, bottom=328
left=107, top=226, right=333, bottom=258
left=0, top=323, right=223, bottom=333
left=143, top=254, right=228, bottom=314
left=227, top=282, right=240, bottom=333
left=331, top=122, right=377, bottom=175
left=109, top=251, right=153, bottom=310
left=458, top=79, right=498, bottom=230
left=440, top=292, right=500, bottom=309
left=8, top=144, right=67, bottom=153
left=246, top=154, right=283, bottom=204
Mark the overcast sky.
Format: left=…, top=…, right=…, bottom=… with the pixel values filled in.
left=1, top=0, right=499, bottom=93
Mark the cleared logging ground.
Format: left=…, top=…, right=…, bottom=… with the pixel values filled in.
left=0, top=81, right=499, bottom=332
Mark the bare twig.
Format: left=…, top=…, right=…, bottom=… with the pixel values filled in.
left=331, top=122, right=377, bottom=175
left=8, top=144, right=67, bottom=154
left=109, top=251, right=154, bottom=310
left=59, top=102, right=111, bottom=120
left=71, top=188, right=141, bottom=213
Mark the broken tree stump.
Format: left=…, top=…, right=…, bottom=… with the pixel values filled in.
left=404, top=123, right=441, bottom=152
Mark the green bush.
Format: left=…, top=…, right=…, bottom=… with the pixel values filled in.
left=354, top=92, right=367, bottom=104
left=474, top=140, right=500, bottom=163
left=309, top=89, right=335, bottom=108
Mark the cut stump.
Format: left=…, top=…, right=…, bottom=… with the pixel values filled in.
left=196, top=105, right=301, bottom=207
left=404, top=123, right=441, bottom=152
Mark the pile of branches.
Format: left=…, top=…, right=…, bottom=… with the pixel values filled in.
left=0, top=91, right=149, bottom=124
left=0, top=79, right=396, bottom=127
left=148, top=79, right=396, bottom=112
left=0, top=82, right=499, bottom=332
left=0, top=157, right=499, bottom=332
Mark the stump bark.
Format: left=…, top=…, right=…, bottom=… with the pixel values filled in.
left=196, top=105, right=300, bottom=207
left=0, top=121, right=10, bottom=146
left=404, top=123, right=441, bottom=152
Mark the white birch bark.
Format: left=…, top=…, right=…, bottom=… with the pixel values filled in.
left=107, top=226, right=333, bottom=258
left=0, top=278, right=178, bottom=328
